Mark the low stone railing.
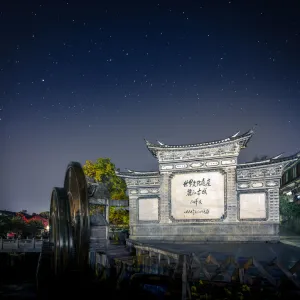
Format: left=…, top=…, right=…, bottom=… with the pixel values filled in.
left=0, top=238, right=43, bottom=252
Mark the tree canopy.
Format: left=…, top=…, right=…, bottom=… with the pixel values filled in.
left=39, top=211, right=50, bottom=219
left=83, top=158, right=128, bottom=200
left=109, top=207, right=129, bottom=227
left=0, top=214, right=45, bottom=238
left=280, top=194, right=300, bottom=218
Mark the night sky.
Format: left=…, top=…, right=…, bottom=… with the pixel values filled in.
left=1, top=1, right=299, bottom=213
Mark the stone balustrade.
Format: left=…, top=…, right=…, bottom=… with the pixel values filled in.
left=0, top=238, right=43, bottom=252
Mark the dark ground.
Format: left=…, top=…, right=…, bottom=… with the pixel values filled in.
left=1, top=229, right=300, bottom=300
left=0, top=253, right=39, bottom=299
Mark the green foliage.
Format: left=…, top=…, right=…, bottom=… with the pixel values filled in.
left=0, top=214, right=45, bottom=237
left=8, top=216, right=25, bottom=232
left=83, top=158, right=128, bottom=200
left=280, top=194, right=300, bottom=218
left=23, top=219, right=44, bottom=237
left=39, top=211, right=50, bottom=219
left=89, top=204, right=104, bottom=216
left=109, top=207, right=129, bottom=227
left=0, top=215, right=11, bottom=236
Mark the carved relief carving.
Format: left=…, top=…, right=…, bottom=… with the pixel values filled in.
left=175, top=164, right=187, bottom=169
left=237, top=181, right=275, bottom=189
left=160, top=159, right=234, bottom=171
left=251, top=182, right=264, bottom=188
left=161, top=165, right=173, bottom=170
left=206, top=161, right=219, bottom=166
left=238, top=183, right=250, bottom=189
left=190, top=162, right=204, bottom=168
left=129, top=189, right=138, bottom=194
left=237, top=165, right=283, bottom=180
left=126, top=177, right=160, bottom=187
left=128, top=187, right=160, bottom=195
left=221, top=159, right=236, bottom=165
left=157, top=143, right=240, bottom=162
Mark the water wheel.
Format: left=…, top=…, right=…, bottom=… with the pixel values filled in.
left=37, top=162, right=91, bottom=297
left=63, top=162, right=90, bottom=270
left=49, top=187, right=74, bottom=275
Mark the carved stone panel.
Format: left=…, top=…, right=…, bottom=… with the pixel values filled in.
left=137, top=196, right=160, bottom=223
left=237, top=190, right=268, bottom=221
left=169, top=169, right=227, bottom=222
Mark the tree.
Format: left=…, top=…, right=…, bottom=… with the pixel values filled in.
left=39, top=211, right=50, bottom=219
left=83, top=158, right=128, bottom=200
left=8, top=216, right=26, bottom=233
left=280, top=194, right=300, bottom=219
left=109, top=207, right=129, bottom=228
left=0, top=215, right=11, bottom=236
left=24, top=219, right=44, bottom=237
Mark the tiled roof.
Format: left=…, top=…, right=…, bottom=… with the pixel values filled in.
left=116, top=170, right=159, bottom=178
left=145, top=129, right=254, bottom=157
left=237, top=153, right=300, bottom=169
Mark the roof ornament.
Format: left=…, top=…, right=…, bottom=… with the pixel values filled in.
left=271, top=153, right=284, bottom=160
left=231, top=131, right=240, bottom=138
left=250, top=124, right=258, bottom=133
left=157, top=140, right=165, bottom=146
left=144, top=138, right=151, bottom=146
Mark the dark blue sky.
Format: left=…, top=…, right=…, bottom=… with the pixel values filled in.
left=0, top=0, right=299, bottom=213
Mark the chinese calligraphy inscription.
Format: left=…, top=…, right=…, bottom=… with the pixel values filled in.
left=171, top=171, right=225, bottom=220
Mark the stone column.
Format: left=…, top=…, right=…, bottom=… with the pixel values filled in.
left=268, top=187, right=280, bottom=223
left=159, top=172, right=171, bottom=224
left=105, top=199, right=110, bottom=224
left=129, top=195, right=138, bottom=234
left=225, top=167, right=238, bottom=222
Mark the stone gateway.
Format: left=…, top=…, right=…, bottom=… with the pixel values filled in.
left=117, top=129, right=300, bottom=242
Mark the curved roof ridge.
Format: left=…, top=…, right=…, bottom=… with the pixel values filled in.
left=237, top=152, right=300, bottom=169
left=116, top=169, right=159, bottom=177
left=144, top=129, right=254, bottom=158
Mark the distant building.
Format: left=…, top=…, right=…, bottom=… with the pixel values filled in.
left=0, top=210, right=16, bottom=217
left=280, top=158, right=300, bottom=203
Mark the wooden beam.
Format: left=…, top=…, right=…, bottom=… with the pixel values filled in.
left=274, top=258, right=300, bottom=289
left=252, top=257, right=277, bottom=286
left=290, top=260, right=300, bottom=275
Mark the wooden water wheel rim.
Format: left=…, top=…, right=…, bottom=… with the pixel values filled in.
left=64, top=162, right=90, bottom=269
left=50, top=187, right=73, bottom=275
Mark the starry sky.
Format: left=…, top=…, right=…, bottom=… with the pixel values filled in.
left=0, top=0, right=299, bottom=213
